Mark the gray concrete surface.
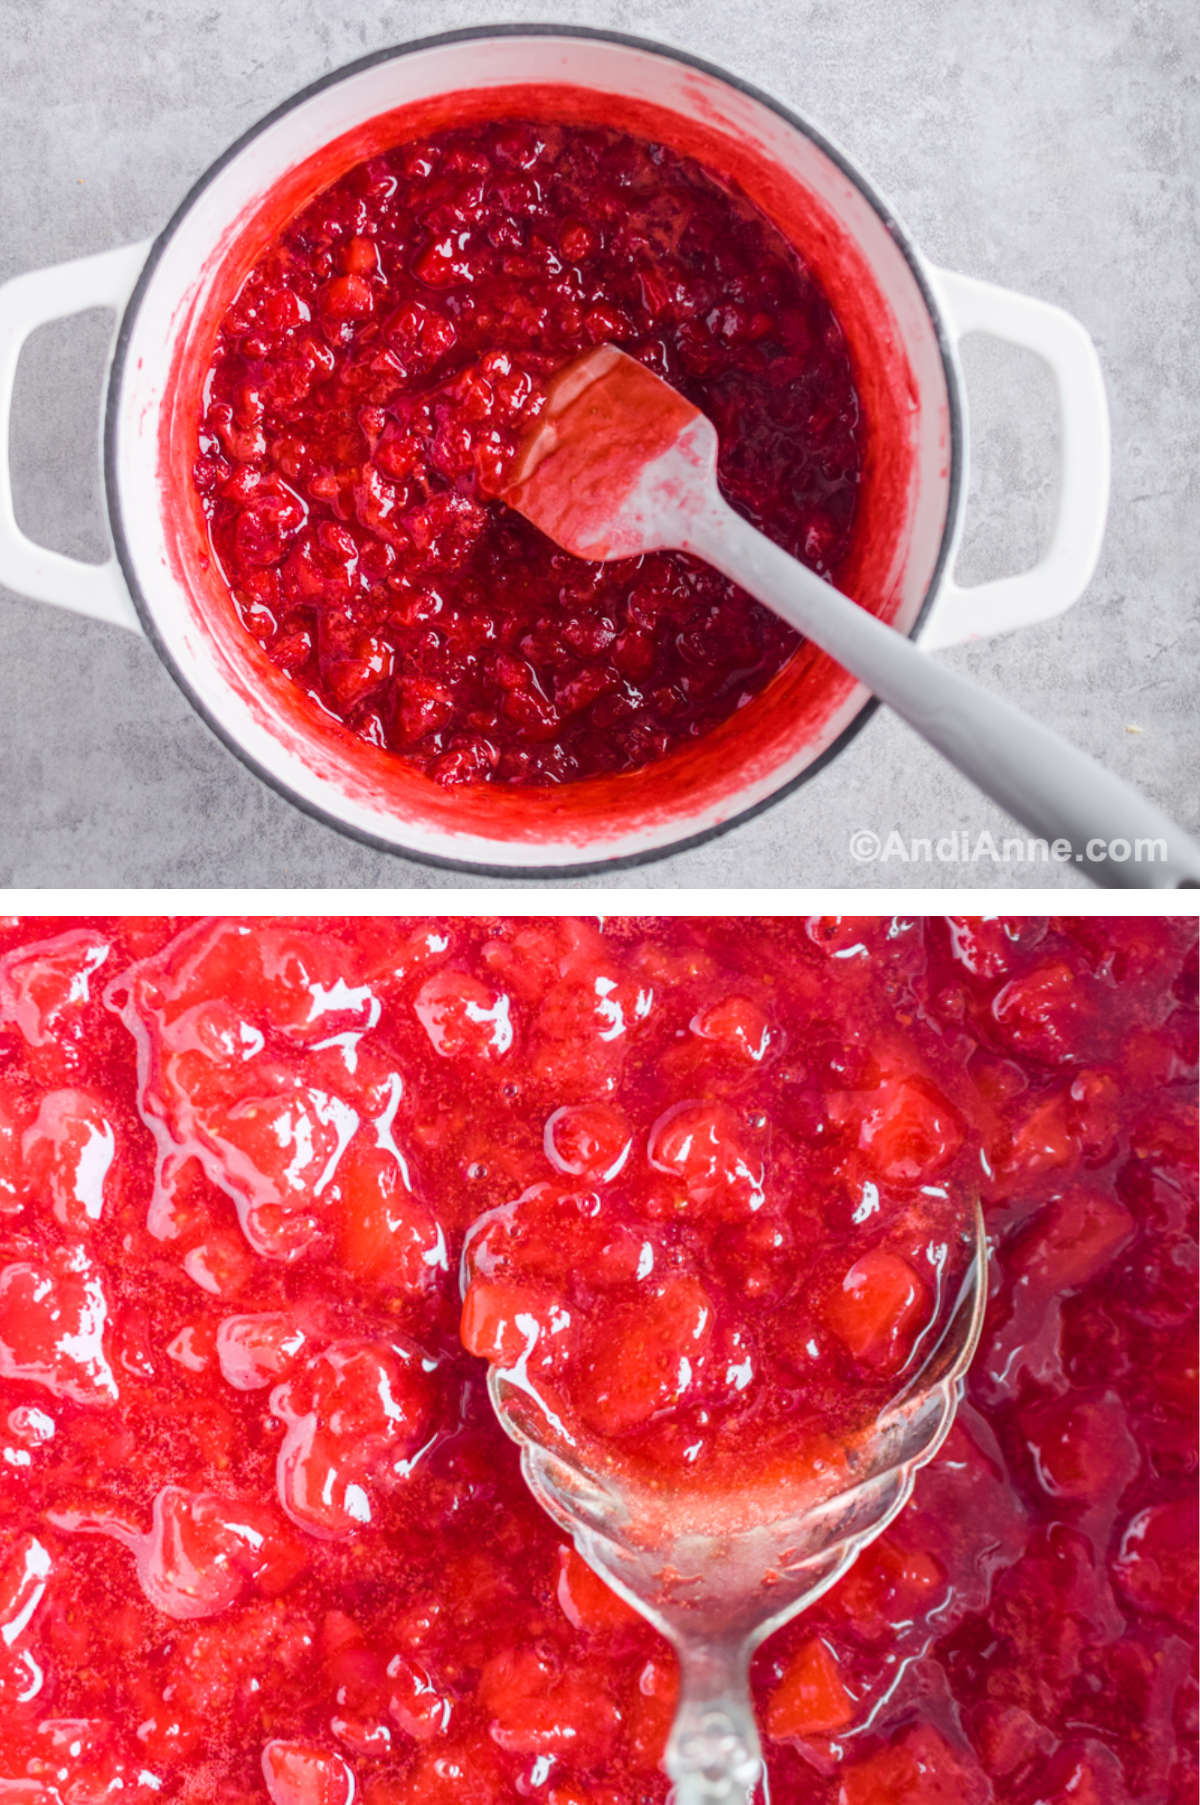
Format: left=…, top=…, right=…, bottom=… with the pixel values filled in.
left=1, top=0, right=1196, bottom=891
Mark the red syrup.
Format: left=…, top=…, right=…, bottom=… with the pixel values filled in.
left=192, top=120, right=864, bottom=787
left=0, top=915, right=1194, bottom=1805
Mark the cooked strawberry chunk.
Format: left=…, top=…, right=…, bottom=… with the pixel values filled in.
left=182, top=1227, right=254, bottom=1298
left=0, top=930, right=111, bottom=1079
left=543, top=1103, right=632, bottom=1180
left=690, top=995, right=773, bottom=1063
left=261, top=1741, right=355, bottom=1805
left=478, top=1646, right=620, bottom=1760
left=21, top=1089, right=118, bottom=1230
left=0, top=1534, right=51, bottom=1706
left=848, top=1074, right=964, bottom=1184
left=1013, top=1190, right=1133, bottom=1290
left=386, top=1651, right=455, bottom=1739
left=271, top=1339, right=438, bottom=1538
left=216, top=1311, right=309, bottom=1390
left=0, top=1084, right=25, bottom=1217
left=53, top=1485, right=305, bottom=1620
left=0, top=1715, right=164, bottom=1805
left=204, top=1083, right=358, bottom=1261
left=991, top=960, right=1094, bottom=1063
left=1112, top=1499, right=1198, bottom=1621
left=767, top=1636, right=855, bottom=1738
left=1020, top=1392, right=1141, bottom=1503
left=837, top=1724, right=990, bottom=1804
left=414, top=970, right=514, bottom=1061
left=331, top=1138, right=445, bottom=1292
left=824, top=1250, right=928, bottom=1373
left=1000, top=1091, right=1078, bottom=1181
left=393, top=1743, right=501, bottom=1805
left=0, top=1252, right=118, bottom=1404
left=944, top=917, right=1041, bottom=977
left=555, top=1545, right=641, bottom=1634
left=574, top=1276, right=712, bottom=1434
left=460, top=1280, right=562, bottom=1369
left=647, top=1102, right=764, bottom=1215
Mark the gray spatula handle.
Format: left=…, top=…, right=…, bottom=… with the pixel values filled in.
left=688, top=502, right=1199, bottom=889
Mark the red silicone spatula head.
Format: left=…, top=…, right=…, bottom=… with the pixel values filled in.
left=502, top=344, right=719, bottom=559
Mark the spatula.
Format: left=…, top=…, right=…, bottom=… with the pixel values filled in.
left=504, top=346, right=1200, bottom=889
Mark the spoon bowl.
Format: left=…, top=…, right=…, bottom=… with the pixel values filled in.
left=470, top=1202, right=989, bottom=1804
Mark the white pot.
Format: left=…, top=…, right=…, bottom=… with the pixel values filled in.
left=0, top=26, right=1110, bottom=874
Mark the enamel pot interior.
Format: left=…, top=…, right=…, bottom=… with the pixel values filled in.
left=107, top=29, right=961, bottom=873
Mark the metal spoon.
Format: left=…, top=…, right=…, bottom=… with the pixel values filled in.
left=464, top=1204, right=989, bottom=1805
left=503, top=346, right=1200, bottom=890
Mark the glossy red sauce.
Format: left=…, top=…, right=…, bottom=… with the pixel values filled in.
left=192, top=120, right=864, bottom=787
left=0, top=916, right=1194, bottom=1805
left=461, top=936, right=981, bottom=1494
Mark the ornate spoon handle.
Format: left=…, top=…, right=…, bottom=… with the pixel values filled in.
left=666, top=1642, right=762, bottom=1805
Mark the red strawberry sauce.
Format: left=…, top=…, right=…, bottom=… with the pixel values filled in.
left=192, top=121, right=864, bottom=787
left=0, top=916, right=1194, bottom=1805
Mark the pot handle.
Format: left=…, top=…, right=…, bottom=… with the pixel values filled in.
left=919, top=265, right=1110, bottom=651
left=0, top=240, right=152, bottom=633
